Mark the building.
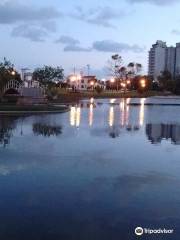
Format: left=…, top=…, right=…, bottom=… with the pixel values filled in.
left=67, top=75, right=98, bottom=91
left=149, top=41, right=180, bottom=80
left=22, top=71, right=40, bottom=88
left=166, top=46, right=176, bottom=78
left=175, top=43, right=180, bottom=76
left=148, top=40, right=167, bottom=81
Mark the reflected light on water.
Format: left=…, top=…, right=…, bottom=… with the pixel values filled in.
left=90, top=98, right=94, bottom=104
left=139, top=98, right=146, bottom=126
left=70, top=106, right=81, bottom=127
left=109, top=106, right=114, bottom=127
left=120, top=99, right=129, bottom=127
left=89, top=104, right=94, bottom=126
left=110, top=99, right=116, bottom=104
left=70, top=107, right=76, bottom=126
left=76, top=107, right=81, bottom=127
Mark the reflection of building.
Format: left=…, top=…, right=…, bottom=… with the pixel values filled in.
left=146, top=123, right=180, bottom=144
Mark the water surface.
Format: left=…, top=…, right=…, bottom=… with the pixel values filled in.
left=0, top=98, right=180, bottom=240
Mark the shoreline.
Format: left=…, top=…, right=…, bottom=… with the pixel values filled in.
left=0, top=104, right=69, bottom=114
left=51, top=90, right=173, bottom=104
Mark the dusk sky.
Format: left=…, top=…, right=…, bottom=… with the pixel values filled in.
left=1, top=0, right=180, bottom=78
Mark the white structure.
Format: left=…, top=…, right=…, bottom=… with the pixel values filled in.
left=149, top=41, right=180, bottom=80
left=22, top=71, right=40, bottom=88
left=148, top=41, right=167, bottom=80
left=67, top=75, right=98, bottom=91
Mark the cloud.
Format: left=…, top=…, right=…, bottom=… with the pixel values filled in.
left=172, top=29, right=180, bottom=35
left=64, top=45, right=91, bottom=52
left=56, top=35, right=91, bottom=52
left=11, top=24, right=48, bottom=42
left=56, top=35, right=143, bottom=53
left=71, top=6, right=126, bottom=28
left=55, top=36, right=80, bottom=45
left=0, top=1, right=62, bottom=25
left=93, top=40, right=144, bottom=53
left=0, top=1, right=62, bottom=42
left=127, top=0, right=179, bottom=6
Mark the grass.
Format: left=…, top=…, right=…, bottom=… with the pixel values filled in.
left=51, top=90, right=172, bottom=103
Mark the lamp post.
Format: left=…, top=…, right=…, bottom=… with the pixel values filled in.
left=140, top=79, right=146, bottom=89
left=70, top=74, right=81, bottom=91
left=90, top=81, right=94, bottom=90
left=110, top=77, right=115, bottom=90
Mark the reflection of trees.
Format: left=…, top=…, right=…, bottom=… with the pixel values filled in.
left=33, top=123, right=62, bottom=137
left=0, top=116, right=18, bottom=147
left=109, top=126, right=120, bottom=138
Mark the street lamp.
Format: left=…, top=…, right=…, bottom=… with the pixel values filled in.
left=127, top=80, right=131, bottom=85
left=110, top=77, right=115, bottom=83
left=140, top=79, right=146, bottom=88
left=70, top=75, right=76, bottom=82
left=11, top=70, right=16, bottom=76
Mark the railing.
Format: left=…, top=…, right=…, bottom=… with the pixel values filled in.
left=3, top=80, right=22, bottom=95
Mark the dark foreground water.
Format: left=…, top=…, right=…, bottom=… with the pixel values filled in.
left=0, top=98, right=180, bottom=240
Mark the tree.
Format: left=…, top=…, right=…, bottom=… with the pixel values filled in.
left=127, top=62, right=142, bottom=76
left=0, top=58, right=21, bottom=93
left=158, top=70, right=174, bottom=92
left=173, top=75, right=180, bottom=95
left=108, top=55, right=142, bottom=91
left=33, top=65, right=64, bottom=87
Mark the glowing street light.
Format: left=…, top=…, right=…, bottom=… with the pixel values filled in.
left=11, top=70, right=16, bottom=76
left=70, top=76, right=76, bottom=82
left=110, top=77, right=115, bottom=83
left=90, top=81, right=94, bottom=86
left=127, top=80, right=131, bottom=85
left=140, top=79, right=146, bottom=88
left=121, top=82, right=126, bottom=88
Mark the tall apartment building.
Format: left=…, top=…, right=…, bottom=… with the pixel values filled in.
left=166, top=46, right=176, bottom=78
left=148, top=41, right=180, bottom=80
left=148, top=41, right=167, bottom=80
left=175, top=43, right=180, bottom=76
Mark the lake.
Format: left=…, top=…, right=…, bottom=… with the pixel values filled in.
left=0, top=98, right=180, bottom=240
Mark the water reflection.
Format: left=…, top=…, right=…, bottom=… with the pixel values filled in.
left=0, top=116, right=18, bottom=147
left=33, top=123, right=62, bottom=137
left=70, top=106, right=81, bottom=127
left=146, top=123, right=180, bottom=145
left=109, top=106, right=114, bottom=127
left=1, top=99, right=180, bottom=146
left=89, top=104, right=94, bottom=126
left=139, top=98, right=146, bottom=126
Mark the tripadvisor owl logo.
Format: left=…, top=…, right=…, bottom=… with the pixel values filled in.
left=135, top=227, right=144, bottom=236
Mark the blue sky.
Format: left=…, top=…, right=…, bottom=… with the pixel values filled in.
left=1, top=0, right=180, bottom=78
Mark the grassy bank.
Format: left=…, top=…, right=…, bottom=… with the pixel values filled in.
left=51, top=90, right=172, bottom=103
left=0, top=104, right=69, bottom=114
